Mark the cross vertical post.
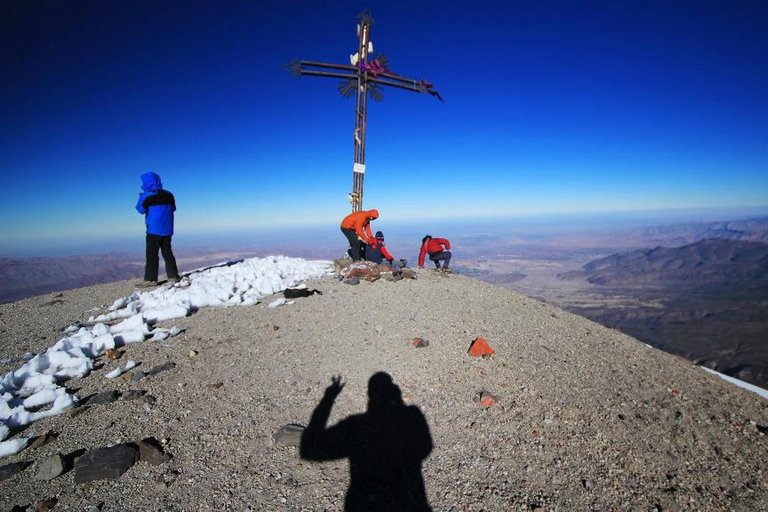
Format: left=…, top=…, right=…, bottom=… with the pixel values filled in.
left=290, top=10, right=442, bottom=212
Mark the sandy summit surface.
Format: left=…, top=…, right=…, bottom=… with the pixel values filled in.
left=1, top=268, right=767, bottom=511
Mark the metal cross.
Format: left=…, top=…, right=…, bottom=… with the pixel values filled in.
left=290, top=10, right=442, bottom=212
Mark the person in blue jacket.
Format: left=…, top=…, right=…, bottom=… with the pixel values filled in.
left=135, top=172, right=179, bottom=287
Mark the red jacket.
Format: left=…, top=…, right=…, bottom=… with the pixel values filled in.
left=418, top=237, right=451, bottom=267
left=340, top=209, right=379, bottom=244
left=366, top=239, right=394, bottom=264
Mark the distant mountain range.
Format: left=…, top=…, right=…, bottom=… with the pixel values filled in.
left=561, top=238, right=768, bottom=285
left=0, top=254, right=144, bottom=303
left=560, top=238, right=768, bottom=389
left=0, top=250, right=265, bottom=304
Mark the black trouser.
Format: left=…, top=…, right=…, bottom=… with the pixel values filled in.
left=341, top=227, right=364, bottom=261
left=429, top=251, right=451, bottom=269
left=145, top=234, right=179, bottom=281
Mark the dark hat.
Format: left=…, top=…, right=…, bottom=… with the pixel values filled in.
left=422, top=235, right=432, bottom=244
left=375, top=231, right=384, bottom=239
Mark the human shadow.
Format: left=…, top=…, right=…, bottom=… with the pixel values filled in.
left=301, top=372, right=433, bottom=511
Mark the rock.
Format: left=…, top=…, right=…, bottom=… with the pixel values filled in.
left=0, top=461, right=32, bottom=482
left=412, top=338, right=430, bottom=348
left=28, top=430, right=57, bottom=450
left=400, top=268, right=417, bottom=279
left=206, top=382, right=224, bottom=389
left=35, top=498, right=57, bottom=512
left=468, top=337, right=495, bottom=358
left=273, top=424, right=306, bottom=447
left=189, top=350, right=199, bottom=357
left=86, top=390, right=119, bottom=406
left=343, top=277, right=360, bottom=285
left=375, top=325, right=384, bottom=335
left=74, top=444, right=140, bottom=484
left=35, top=453, right=65, bottom=481
left=135, top=438, right=172, bottom=465
left=146, top=362, right=176, bottom=376
left=131, top=371, right=147, bottom=382
left=67, top=405, right=90, bottom=418
left=104, top=349, right=121, bottom=361
left=139, top=395, right=157, bottom=406
left=121, top=390, right=147, bottom=400
left=474, top=391, right=496, bottom=407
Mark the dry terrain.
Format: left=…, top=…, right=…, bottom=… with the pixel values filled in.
left=1, top=269, right=767, bottom=511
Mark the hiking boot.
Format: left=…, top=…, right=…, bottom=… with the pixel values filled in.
left=167, top=277, right=180, bottom=284
left=137, top=280, right=158, bottom=288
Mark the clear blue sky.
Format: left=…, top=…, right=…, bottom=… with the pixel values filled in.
left=2, top=0, right=767, bottom=256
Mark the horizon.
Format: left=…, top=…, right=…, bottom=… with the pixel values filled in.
left=2, top=206, right=767, bottom=259
left=2, top=1, right=767, bottom=256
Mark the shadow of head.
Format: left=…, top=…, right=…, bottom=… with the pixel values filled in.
left=367, top=371, right=403, bottom=410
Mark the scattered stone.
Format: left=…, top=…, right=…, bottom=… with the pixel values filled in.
left=121, top=390, right=147, bottom=401
left=146, top=362, right=176, bottom=376
left=273, top=424, right=306, bottom=447
left=35, top=498, right=57, bottom=512
left=0, top=461, right=32, bottom=482
left=343, top=277, right=360, bottom=285
left=105, top=349, right=121, bottom=361
left=188, top=350, right=199, bottom=357
left=272, top=325, right=280, bottom=331
left=86, top=390, right=119, bottom=406
left=206, top=382, right=224, bottom=389
left=375, top=325, right=384, bottom=335
left=400, top=268, right=417, bottom=279
left=28, top=430, right=57, bottom=450
left=131, top=371, right=147, bottom=382
left=474, top=391, right=496, bottom=407
left=74, top=444, right=140, bottom=484
left=412, top=338, right=430, bottom=348
left=135, top=438, right=172, bottom=466
left=468, top=337, right=495, bottom=358
left=67, top=405, right=90, bottom=418
left=35, top=453, right=65, bottom=481
left=757, top=424, right=768, bottom=435
left=137, top=394, right=157, bottom=412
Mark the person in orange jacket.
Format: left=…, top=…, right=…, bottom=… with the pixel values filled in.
left=418, top=235, right=452, bottom=270
left=340, top=209, right=379, bottom=261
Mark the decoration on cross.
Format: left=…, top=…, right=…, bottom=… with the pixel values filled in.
left=289, top=10, right=441, bottom=212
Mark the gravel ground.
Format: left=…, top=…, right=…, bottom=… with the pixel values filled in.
left=1, top=269, right=767, bottom=511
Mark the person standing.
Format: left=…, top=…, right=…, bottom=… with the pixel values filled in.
left=418, top=235, right=452, bottom=270
left=340, top=209, right=379, bottom=261
left=136, top=172, right=179, bottom=287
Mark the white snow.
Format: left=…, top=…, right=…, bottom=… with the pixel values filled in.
left=0, top=255, right=332, bottom=458
left=701, top=367, right=768, bottom=400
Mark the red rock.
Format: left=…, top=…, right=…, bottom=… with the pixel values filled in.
left=468, top=337, right=495, bottom=357
left=478, top=391, right=496, bottom=407
left=412, top=338, right=429, bottom=348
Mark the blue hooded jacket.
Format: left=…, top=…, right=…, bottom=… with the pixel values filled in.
left=136, top=172, right=175, bottom=236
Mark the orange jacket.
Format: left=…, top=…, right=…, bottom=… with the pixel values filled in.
left=418, top=237, right=451, bottom=267
left=340, top=209, right=379, bottom=243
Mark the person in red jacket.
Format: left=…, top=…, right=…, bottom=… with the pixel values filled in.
left=365, top=231, right=396, bottom=266
left=340, top=209, right=379, bottom=261
left=418, top=235, right=452, bottom=270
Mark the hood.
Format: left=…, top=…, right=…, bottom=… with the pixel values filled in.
left=368, top=209, right=379, bottom=219
left=141, top=172, right=163, bottom=192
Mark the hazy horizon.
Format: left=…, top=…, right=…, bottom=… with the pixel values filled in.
left=3, top=206, right=767, bottom=259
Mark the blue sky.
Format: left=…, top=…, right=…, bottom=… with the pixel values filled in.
left=2, top=0, right=767, bottom=256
